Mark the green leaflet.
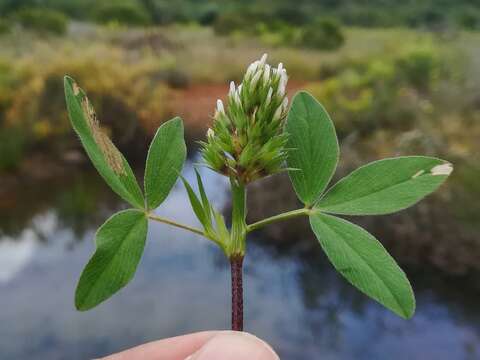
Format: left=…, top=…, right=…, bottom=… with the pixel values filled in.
left=286, top=91, right=339, bottom=206
left=309, top=212, right=415, bottom=319
left=317, top=156, right=453, bottom=215
left=64, top=76, right=144, bottom=209
left=75, top=209, right=148, bottom=311
left=144, top=117, right=186, bottom=210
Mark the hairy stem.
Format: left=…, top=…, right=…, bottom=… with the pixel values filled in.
left=147, top=213, right=205, bottom=237
left=230, top=255, right=244, bottom=331
left=246, top=208, right=311, bottom=233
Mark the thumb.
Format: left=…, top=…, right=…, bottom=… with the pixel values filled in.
left=185, top=331, right=279, bottom=360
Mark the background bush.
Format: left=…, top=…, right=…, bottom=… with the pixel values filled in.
left=299, top=18, right=345, bottom=50
left=0, top=127, right=27, bottom=171
left=94, top=0, right=152, bottom=27
left=307, top=54, right=436, bottom=136
left=0, top=19, right=11, bottom=34
left=16, top=8, right=68, bottom=35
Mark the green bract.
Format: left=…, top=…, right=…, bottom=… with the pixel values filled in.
left=180, top=170, right=230, bottom=252
left=65, top=54, right=452, bottom=323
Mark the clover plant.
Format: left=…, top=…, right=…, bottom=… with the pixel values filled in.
left=64, top=54, right=452, bottom=331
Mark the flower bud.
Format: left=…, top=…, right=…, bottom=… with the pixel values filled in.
left=201, top=54, right=290, bottom=183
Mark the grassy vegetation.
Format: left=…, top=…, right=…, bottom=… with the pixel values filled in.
left=0, top=24, right=478, bottom=228
left=0, top=25, right=479, bottom=157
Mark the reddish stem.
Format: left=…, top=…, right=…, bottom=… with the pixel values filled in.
left=230, top=255, right=244, bottom=331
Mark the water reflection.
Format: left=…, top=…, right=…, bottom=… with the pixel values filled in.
left=0, top=160, right=479, bottom=359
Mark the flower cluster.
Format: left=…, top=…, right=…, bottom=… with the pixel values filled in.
left=201, top=54, right=289, bottom=183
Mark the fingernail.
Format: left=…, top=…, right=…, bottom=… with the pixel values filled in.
left=187, top=331, right=279, bottom=360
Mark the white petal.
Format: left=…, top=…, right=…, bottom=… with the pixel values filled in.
left=207, top=128, right=215, bottom=138
left=245, top=61, right=258, bottom=79
left=272, top=104, right=283, bottom=122
left=234, top=91, right=241, bottom=105
left=277, top=73, right=288, bottom=97
left=263, top=64, right=271, bottom=84
left=259, top=53, right=268, bottom=66
left=250, top=71, right=262, bottom=89
left=216, top=99, right=225, bottom=114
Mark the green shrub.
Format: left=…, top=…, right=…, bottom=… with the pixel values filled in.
left=94, top=1, right=152, bottom=27
left=307, top=57, right=420, bottom=136
left=0, top=61, right=16, bottom=117
left=457, top=11, right=480, bottom=30
left=255, top=21, right=301, bottom=47
left=0, top=19, right=11, bottom=35
left=396, top=47, right=440, bottom=91
left=197, top=4, right=219, bottom=26
left=16, top=8, right=68, bottom=35
left=299, top=18, right=345, bottom=50
left=2, top=44, right=172, bottom=154
left=0, top=127, right=27, bottom=171
left=213, top=12, right=250, bottom=35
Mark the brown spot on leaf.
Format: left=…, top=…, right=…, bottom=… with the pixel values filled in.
left=80, top=95, right=126, bottom=176
left=431, top=163, right=453, bottom=176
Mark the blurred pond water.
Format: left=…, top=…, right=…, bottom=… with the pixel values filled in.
left=1, top=158, right=480, bottom=360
